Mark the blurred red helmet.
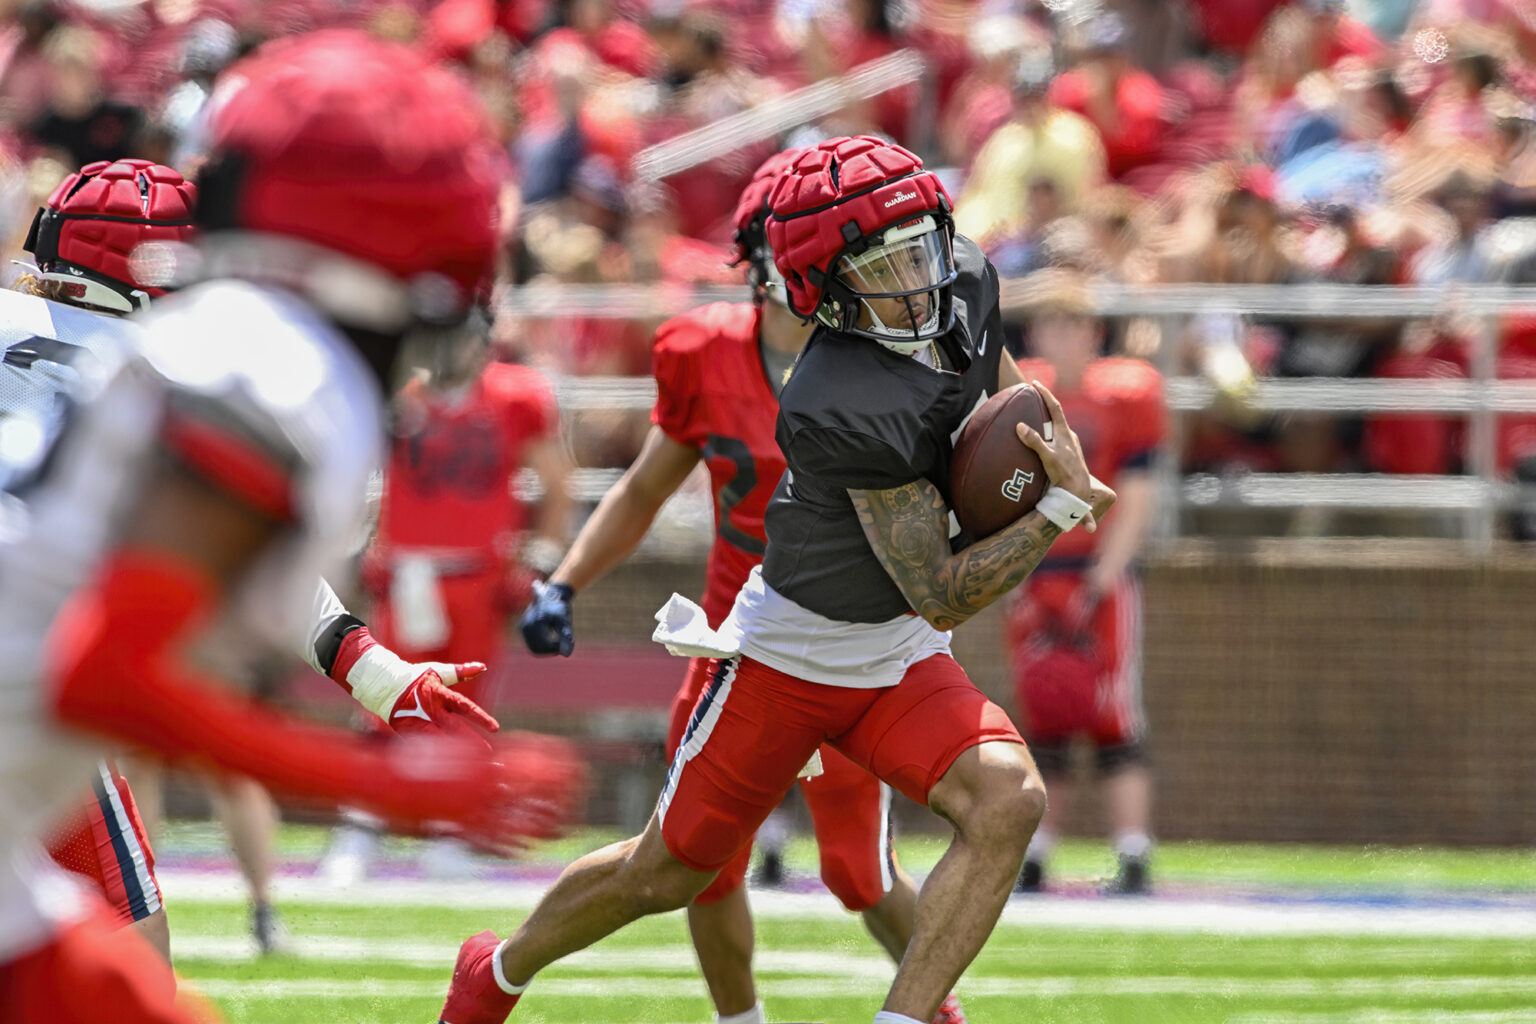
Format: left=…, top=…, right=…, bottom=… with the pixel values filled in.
left=24, top=159, right=197, bottom=314
left=766, top=136, right=955, bottom=352
left=195, top=30, right=502, bottom=330
left=730, top=146, right=804, bottom=303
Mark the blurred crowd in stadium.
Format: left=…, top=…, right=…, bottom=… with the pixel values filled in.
left=8, top=0, right=1536, bottom=488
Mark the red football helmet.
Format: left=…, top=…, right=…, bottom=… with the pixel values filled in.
left=729, top=146, right=805, bottom=304
left=766, top=136, right=956, bottom=354
left=194, top=30, right=502, bottom=333
left=23, top=159, right=197, bottom=314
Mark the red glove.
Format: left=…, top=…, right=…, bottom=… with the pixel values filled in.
left=46, top=550, right=584, bottom=854
left=330, top=627, right=498, bottom=745
left=385, top=668, right=497, bottom=745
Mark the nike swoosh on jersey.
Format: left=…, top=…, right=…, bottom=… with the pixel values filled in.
left=976, top=330, right=988, bottom=356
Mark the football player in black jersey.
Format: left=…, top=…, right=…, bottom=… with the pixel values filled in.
left=439, top=136, right=1113, bottom=1024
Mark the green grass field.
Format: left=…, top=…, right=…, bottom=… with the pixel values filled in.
left=161, top=827, right=1536, bottom=1024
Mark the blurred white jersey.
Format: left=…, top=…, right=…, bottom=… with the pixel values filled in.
left=0, top=281, right=382, bottom=959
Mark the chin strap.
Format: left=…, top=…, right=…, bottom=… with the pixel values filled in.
left=863, top=297, right=942, bottom=355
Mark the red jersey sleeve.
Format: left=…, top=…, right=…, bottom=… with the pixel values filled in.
left=651, top=314, right=708, bottom=447
left=484, top=362, right=559, bottom=447
left=1107, top=360, right=1166, bottom=474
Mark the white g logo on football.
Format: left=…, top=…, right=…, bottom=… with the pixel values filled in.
left=1001, top=467, right=1035, bottom=503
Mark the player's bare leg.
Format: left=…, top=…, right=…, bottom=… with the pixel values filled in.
left=880, top=742, right=1045, bottom=1022
left=1103, top=763, right=1154, bottom=892
left=860, top=874, right=968, bottom=1024
left=1022, top=770, right=1073, bottom=889
left=859, top=870, right=916, bottom=961
left=1103, top=763, right=1152, bottom=840
left=209, top=776, right=285, bottom=950
left=130, top=908, right=172, bottom=963
left=499, top=815, right=717, bottom=985
left=687, top=886, right=758, bottom=1017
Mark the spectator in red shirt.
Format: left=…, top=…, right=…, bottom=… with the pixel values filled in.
left=1299, top=0, right=1386, bottom=68
left=1048, top=11, right=1167, bottom=180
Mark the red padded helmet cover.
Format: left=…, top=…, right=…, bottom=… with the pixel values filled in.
left=765, top=136, right=951, bottom=319
left=729, top=147, right=805, bottom=265
left=32, top=159, right=196, bottom=297
left=205, top=30, right=501, bottom=301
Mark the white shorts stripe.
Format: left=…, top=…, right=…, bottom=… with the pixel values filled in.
left=877, top=782, right=893, bottom=894
left=96, top=761, right=161, bottom=916
left=1111, top=577, right=1145, bottom=739
left=657, top=658, right=738, bottom=826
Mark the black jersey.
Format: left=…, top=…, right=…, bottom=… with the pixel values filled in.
left=762, top=235, right=1004, bottom=623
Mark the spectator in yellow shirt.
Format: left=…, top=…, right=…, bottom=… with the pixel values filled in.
left=954, top=48, right=1106, bottom=250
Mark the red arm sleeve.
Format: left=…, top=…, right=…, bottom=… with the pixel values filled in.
left=46, top=550, right=577, bottom=850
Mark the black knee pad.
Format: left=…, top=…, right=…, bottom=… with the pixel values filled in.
left=1095, top=742, right=1147, bottom=775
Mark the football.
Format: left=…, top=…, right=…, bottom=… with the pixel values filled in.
left=949, top=383, right=1050, bottom=539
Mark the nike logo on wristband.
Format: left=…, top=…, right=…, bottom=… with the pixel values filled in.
left=393, top=692, right=432, bottom=722
left=1069, top=511, right=1083, bottom=520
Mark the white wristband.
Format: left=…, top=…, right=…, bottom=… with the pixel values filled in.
left=1035, top=485, right=1092, bottom=532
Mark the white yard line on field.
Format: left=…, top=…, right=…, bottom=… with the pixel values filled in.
left=173, top=935, right=896, bottom=978
left=180, top=971, right=1536, bottom=1001
left=157, top=869, right=1536, bottom=939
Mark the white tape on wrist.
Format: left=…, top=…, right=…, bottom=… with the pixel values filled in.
left=345, top=644, right=419, bottom=719
left=1036, top=485, right=1092, bottom=532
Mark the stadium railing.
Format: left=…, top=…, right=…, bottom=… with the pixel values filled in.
left=632, top=49, right=929, bottom=183
left=506, top=281, right=1536, bottom=553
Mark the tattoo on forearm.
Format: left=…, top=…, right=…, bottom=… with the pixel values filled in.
left=850, top=480, right=1061, bottom=631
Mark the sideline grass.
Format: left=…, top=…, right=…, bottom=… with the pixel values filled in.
left=157, top=823, right=1536, bottom=891
left=171, top=904, right=1536, bottom=1024
left=157, top=826, right=1536, bottom=1024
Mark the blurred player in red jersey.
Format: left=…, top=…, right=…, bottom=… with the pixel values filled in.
left=520, top=149, right=965, bottom=1024
left=376, top=326, right=572, bottom=682
left=444, top=136, right=1114, bottom=1024
left=7, top=158, right=509, bottom=962
left=320, top=315, right=573, bottom=883
left=1006, top=271, right=1165, bottom=895
left=0, top=35, right=582, bottom=1024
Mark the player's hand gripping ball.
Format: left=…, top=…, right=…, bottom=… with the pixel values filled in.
left=949, top=383, right=1051, bottom=538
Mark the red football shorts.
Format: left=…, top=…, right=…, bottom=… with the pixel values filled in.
left=1007, top=572, right=1144, bottom=747
left=0, top=908, right=220, bottom=1024
left=659, top=653, right=1023, bottom=878
left=46, top=762, right=162, bottom=928
left=667, top=658, right=895, bottom=910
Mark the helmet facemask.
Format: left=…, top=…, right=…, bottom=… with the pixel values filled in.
left=750, top=243, right=791, bottom=309
left=818, top=215, right=957, bottom=354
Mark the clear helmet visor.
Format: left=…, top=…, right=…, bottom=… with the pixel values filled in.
left=832, top=216, right=955, bottom=347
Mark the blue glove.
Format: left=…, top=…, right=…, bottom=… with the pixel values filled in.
left=521, top=580, right=575, bottom=656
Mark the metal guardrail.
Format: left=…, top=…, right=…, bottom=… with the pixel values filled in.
left=1165, top=377, right=1536, bottom=413
left=631, top=49, right=928, bottom=182
left=510, top=282, right=1536, bottom=551
left=1181, top=473, right=1506, bottom=511
left=503, top=282, right=1536, bottom=319
left=559, top=374, right=1536, bottom=416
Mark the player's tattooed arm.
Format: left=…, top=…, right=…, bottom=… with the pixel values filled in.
left=849, top=480, right=1061, bottom=631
